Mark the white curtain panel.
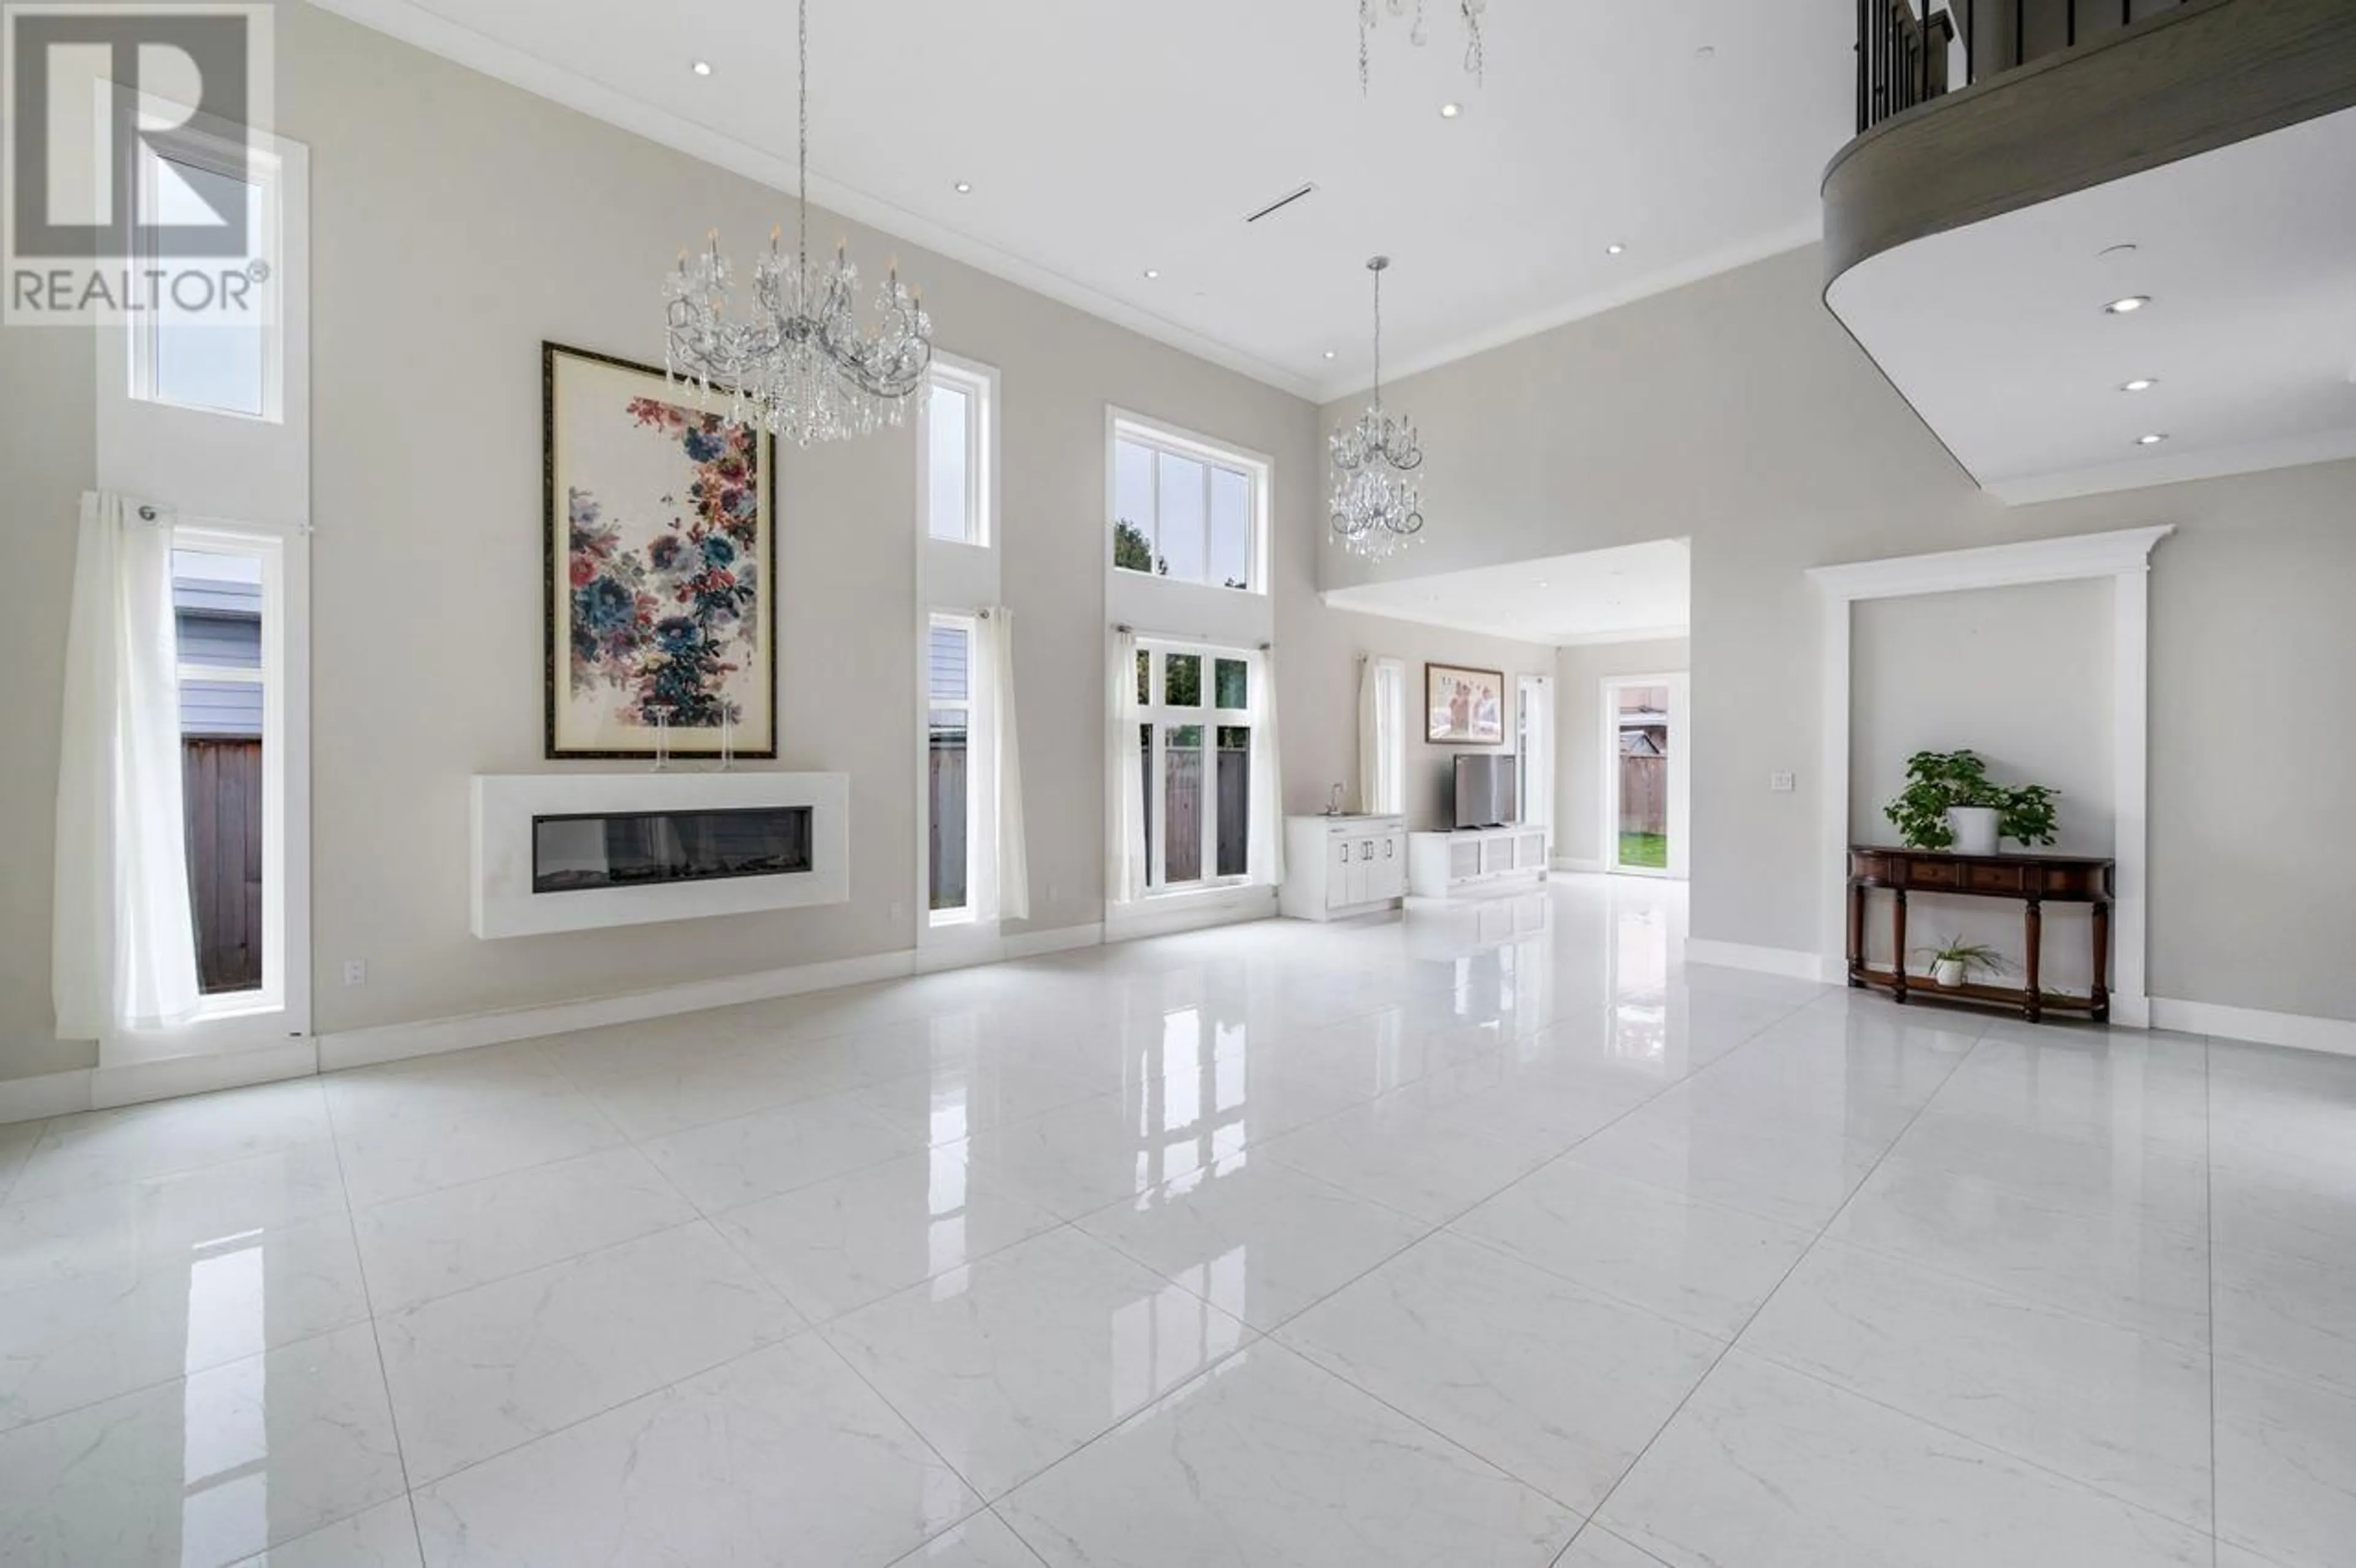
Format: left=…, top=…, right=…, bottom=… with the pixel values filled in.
left=54, top=491, right=201, bottom=1039
left=1376, top=659, right=1405, bottom=815
left=1357, top=656, right=1380, bottom=814
left=1250, top=648, right=1286, bottom=886
left=982, top=607, right=1030, bottom=922
left=1109, top=629, right=1144, bottom=904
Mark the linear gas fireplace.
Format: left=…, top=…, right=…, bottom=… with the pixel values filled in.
left=533, top=806, right=814, bottom=893
left=473, top=773, right=849, bottom=937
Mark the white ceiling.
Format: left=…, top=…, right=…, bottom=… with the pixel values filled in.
left=310, top=0, right=1850, bottom=400
left=1321, top=538, right=1689, bottom=646
left=1828, top=105, right=2356, bottom=504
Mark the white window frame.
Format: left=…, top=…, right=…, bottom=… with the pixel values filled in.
left=923, top=611, right=987, bottom=928
left=1107, top=412, right=1269, bottom=595
left=919, top=353, right=997, bottom=548
left=1600, top=672, right=1688, bottom=883
left=1136, top=639, right=1258, bottom=896
left=127, top=110, right=285, bottom=425
left=112, top=516, right=311, bottom=1064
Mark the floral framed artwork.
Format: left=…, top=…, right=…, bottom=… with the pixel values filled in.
left=1425, top=662, right=1505, bottom=746
left=544, top=342, right=777, bottom=759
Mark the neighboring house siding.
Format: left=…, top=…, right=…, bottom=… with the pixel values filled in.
left=176, top=575, right=263, bottom=738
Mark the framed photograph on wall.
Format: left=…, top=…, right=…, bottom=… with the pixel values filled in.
left=1425, top=662, right=1506, bottom=746
left=544, top=342, right=777, bottom=759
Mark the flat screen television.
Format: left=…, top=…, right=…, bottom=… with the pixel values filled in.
left=1452, top=754, right=1519, bottom=829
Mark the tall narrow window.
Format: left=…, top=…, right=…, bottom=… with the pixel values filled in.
left=1136, top=642, right=1255, bottom=891
left=133, top=133, right=282, bottom=421
left=928, top=615, right=977, bottom=918
left=174, top=548, right=266, bottom=994
left=922, top=358, right=995, bottom=545
left=1110, top=418, right=1267, bottom=593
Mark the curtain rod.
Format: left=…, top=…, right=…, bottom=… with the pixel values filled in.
left=1113, top=621, right=1271, bottom=652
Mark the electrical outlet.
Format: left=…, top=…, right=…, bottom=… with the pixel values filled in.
left=341, top=958, right=367, bottom=986
left=1769, top=771, right=1797, bottom=794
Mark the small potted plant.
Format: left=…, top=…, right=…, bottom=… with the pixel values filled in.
left=1884, top=750, right=2059, bottom=855
left=1915, top=937, right=2009, bottom=990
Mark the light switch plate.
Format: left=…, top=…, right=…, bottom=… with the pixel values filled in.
left=1769, top=771, right=1796, bottom=794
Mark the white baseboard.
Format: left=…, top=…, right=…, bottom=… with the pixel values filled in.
left=90, top=1042, right=320, bottom=1110
left=1104, top=888, right=1278, bottom=944
left=1684, top=938, right=1839, bottom=985
left=0, top=1067, right=96, bottom=1126
left=915, top=921, right=1105, bottom=975
left=1009, top=923, right=1106, bottom=960
left=317, top=948, right=917, bottom=1072
left=1551, top=856, right=1606, bottom=874
left=2150, top=997, right=2356, bottom=1058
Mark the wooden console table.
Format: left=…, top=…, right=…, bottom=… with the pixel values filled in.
left=1847, top=845, right=2114, bottom=1023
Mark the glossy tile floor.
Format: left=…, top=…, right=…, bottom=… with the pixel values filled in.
left=2, top=877, right=2350, bottom=1566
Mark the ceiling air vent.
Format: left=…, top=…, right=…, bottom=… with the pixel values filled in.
left=1244, top=182, right=1318, bottom=225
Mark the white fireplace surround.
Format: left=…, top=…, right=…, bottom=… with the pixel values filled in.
left=472, top=772, right=850, bottom=938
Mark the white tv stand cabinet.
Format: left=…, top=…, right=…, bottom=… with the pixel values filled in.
left=1407, top=825, right=1550, bottom=898
left=1280, top=815, right=1409, bottom=921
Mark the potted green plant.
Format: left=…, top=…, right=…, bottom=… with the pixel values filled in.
left=1884, top=750, right=2060, bottom=855
left=1915, top=937, right=2009, bottom=990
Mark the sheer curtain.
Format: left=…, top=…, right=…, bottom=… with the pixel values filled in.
left=980, top=607, right=1030, bottom=922
left=1360, top=656, right=1403, bottom=816
left=54, top=491, right=201, bottom=1039
left=1109, top=629, right=1144, bottom=904
left=1249, top=647, right=1285, bottom=886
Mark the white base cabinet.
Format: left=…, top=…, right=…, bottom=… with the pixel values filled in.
left=1279, top=815, right=1409, bottom=921
left=1407, top=826, right=1550, bottom=899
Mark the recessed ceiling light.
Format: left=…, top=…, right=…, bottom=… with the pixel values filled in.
left=1605, top=242, right=1626, bottom=256
left=2135, top=432, right=2168, bottom=445
left=1323, top=350, right=1336, bottom=360
left=691, top=60, right=712, bottom=76
left=952, top=180, right=972, bottom=194
left=1694, top=45, right=1717, bottom=59
left=1536, top=580, right=1551, bottom=588
left=2104, top=295, right=2150, bottom=314
left=1440, top=102, right=1463, bottom=118
left=1142, top=268, right=1160, bottom=280
left=2120, top=377, right=2158, bottom=393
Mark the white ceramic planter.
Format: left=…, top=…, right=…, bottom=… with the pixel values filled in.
left=1947, top=806, right=2000, bottom=856
left=1931, top=957, right=1967, bottom=988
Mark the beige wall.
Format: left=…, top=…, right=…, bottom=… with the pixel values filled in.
left=0, top=4, right=1326, bottom=1075
left=1553, top=638, right=1691, bottom=868
left=1272, top=607, right=1557, bottom=834
left=1319, top=244, right=2356, bottom=1021
left=1851, top=581, right=2112, bottom=991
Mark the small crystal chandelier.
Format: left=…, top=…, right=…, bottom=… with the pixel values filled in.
left=1330, top=256, right=1425, bottom=561
left=663, top=0, right=931, bottom=444
left=1358, top=0, right=1488, bottom=93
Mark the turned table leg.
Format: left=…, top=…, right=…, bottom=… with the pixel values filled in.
left=1890, top=888, right=1909, bottom=1005
left=2023, top=897, right=2044, bottom=1023
left=1847, top=882, right=1867, bottom=988
left=2092, top=899, right=2112, bottom=1023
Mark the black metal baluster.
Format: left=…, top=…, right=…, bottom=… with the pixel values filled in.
left=1857, top=0, right=1869, bottom=131
left=1966, top=0, right=1977, bottom=85
left=2014, top=0, right=2024, bottom=67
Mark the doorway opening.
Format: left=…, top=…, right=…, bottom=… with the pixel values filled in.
left=1602, top=673, right=1687, bottom=879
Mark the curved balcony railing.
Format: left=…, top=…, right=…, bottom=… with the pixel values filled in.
left=1857, top=0, right=2185, bottom=134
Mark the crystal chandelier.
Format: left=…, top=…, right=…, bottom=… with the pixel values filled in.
left=1358, top=0, right=1488, bottom=93
left=664, top=0, right=931, bottom=445
left=1330, top=256, right=1425, bottom=561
